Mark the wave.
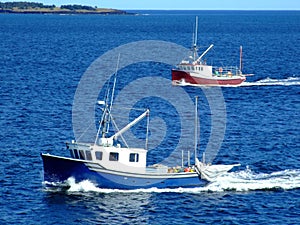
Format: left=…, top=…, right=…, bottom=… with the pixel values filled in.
left=44, top=167, right=300, bottom=194
left=241, top=77, right=300, bottom=87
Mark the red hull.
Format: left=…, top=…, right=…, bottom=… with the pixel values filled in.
left=172, top=70, right=246, bottom=86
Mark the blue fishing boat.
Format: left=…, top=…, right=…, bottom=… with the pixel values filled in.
left=41, top=58, right=239, bottom=190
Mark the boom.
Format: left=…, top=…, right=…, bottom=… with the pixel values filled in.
left=195, top=44, right=214, bottom=63
left=111, top=109, right=149, bottom=141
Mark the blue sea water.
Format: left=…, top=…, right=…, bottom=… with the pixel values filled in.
left=1, top=10, right=300, bottom=224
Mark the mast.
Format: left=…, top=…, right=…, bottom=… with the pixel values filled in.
left=95, top=54, right=120, bottom=144
left=102, top=55, right=119, bottom=138
left=194, top=96, right=198, bottom=164
left=194, top=16, right=198, bottom=47
left=109, top=54, right=120, bottom=114
left=145, top=110, right=150, bottom=150
left=193, top=16, right=198, bottom=61
left=239, top=46, right=243, bottom=74
left=106, top=53, right=120, bottom=134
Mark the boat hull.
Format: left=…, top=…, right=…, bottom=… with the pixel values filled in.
left=172, top=69, right=246, bottom=86
left=41, top=153, right=208, bottom=189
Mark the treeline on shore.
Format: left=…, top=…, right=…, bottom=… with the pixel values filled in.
left=0, top=1, right=99, bottom=11
left=0, top=1, right=131, bottom=14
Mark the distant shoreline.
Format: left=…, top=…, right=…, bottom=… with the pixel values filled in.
left=0, top=2, right=134, bottom=15
left=0, top=8, right=134, bottom=15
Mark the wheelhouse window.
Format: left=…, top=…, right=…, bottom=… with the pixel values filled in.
left=85, top=150, right=92, bottom=161
left=74, top=149, right=79, bottom=159
left=109, top=152, right=119, bottom=161
left=95, top=151, right=103, bottom=160
left=79, top=150, right=85, bottom=160
left=69, top=149, right=75, bottom=158
left=129, top=153, right=139, bottom=162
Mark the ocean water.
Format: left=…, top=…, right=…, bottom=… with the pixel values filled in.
left=1, top=10, right=300, bottom=224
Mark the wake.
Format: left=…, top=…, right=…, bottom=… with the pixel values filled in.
left=44, top=167, right=300, bottom=194
left=241, top=77, right=300, bottom=87
left=201, top=167, right=300, bottom=192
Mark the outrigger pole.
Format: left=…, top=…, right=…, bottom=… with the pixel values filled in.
left=194, top=96, right=198, bottom=164
left=239, top=46, right=243, bottom=73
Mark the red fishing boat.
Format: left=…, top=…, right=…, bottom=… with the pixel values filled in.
left=172, top=17, right=250, bottom=86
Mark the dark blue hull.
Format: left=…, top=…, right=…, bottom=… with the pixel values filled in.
left=41, top=153, right=208, bottom=189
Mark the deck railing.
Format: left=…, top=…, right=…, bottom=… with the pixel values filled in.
left=212, top=66, right=242, bottom=77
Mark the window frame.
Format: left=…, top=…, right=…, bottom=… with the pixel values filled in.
left=85, top=150, right=92, bottom=160
left=129, top=153, right=139, bottom=162
left=74, top=149, right=79, bottom=159
left=109, top=152, right=119, bottom=161
left=95, top=151, right=103, bottom=160
left=79, top=150, right=85, bottom=160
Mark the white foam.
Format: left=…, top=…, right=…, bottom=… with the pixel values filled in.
left=241, top=76, right=300, bottom=87
left=62, top=168, right=300, bottom=194
left=202, top=168, right=300, bottom=192
left=66, top=177, right=100, bottom=192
